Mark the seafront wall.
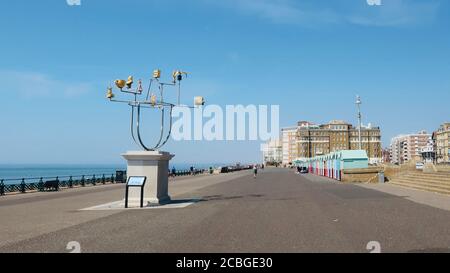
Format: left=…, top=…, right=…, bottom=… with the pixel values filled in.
left=341, top=168, right=384, bottom=183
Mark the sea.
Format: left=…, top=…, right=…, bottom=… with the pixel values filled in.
left=0, top=163, right=233, bottom=185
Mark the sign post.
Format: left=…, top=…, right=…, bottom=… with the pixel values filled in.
left=125, top=176, right=147, bottom=208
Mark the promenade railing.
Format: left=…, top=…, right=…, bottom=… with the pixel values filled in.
left=172, top=169, right=206, bottom=177
left=0, top=166, right=250, bottom=196
left=0, top=172, right=125, bottom=195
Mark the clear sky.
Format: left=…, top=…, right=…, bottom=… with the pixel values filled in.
left=0, top=0, right=449, bottom=165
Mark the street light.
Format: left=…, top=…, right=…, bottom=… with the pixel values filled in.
left=356, top=95, right=362, bottom=150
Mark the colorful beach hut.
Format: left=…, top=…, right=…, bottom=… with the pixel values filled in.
left=293, top=150, right=369, bottom=181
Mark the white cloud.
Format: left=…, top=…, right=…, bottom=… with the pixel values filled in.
left=347, top=0, right=441, bottom=27
left=212, top=0, right=339, bottom=26
left=234, top=0, right=310, bottom=24
left=0, top=70, right=92, bottom=99
left=205, top=0, right=440, bottom=27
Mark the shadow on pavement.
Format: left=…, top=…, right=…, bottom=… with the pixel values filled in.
left=197, top=194, right=265, bottom=202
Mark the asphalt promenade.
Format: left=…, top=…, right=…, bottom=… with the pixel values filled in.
left=2, top=168, right=450, bottom=253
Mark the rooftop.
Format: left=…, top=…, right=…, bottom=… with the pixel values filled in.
left=328, top=120, right=350, bottom=125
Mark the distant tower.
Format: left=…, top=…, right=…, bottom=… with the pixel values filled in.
left=356, top=95, right=362, bottom=150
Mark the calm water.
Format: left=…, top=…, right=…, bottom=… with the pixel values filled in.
left=0, top=163, right=232, bottom=185
left=0, top=165, right=125, bottom=184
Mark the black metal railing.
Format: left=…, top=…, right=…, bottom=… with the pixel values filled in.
left=0, top=172, right=126, bottom=196
left=171, top=169, right=206, bottom=177
left=0, top=166, right=250, bottom=196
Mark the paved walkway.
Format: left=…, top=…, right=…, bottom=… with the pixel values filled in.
left=2, top=168, right=450, bottom=253
left=0, top=171, right=251, bottom=249
left=358, top=182, right=450, bottom=212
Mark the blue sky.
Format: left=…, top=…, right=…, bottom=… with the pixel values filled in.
left=0, top=0, right=449, bottom=165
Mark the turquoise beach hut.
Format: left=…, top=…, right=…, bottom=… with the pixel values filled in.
left=339, top=150, right=369, bottom=170
left=292, top=150, right=369, bottom=181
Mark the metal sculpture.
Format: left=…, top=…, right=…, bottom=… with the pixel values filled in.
left=106, top=69, right=205, bottom=151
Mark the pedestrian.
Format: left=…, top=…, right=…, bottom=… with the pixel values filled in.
left=253, top=165, right=258, bottom=179
left=172, top=167, right=176, bottom=177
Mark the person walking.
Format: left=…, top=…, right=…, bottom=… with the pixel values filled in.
left=253, top=165, right=258, bottom=179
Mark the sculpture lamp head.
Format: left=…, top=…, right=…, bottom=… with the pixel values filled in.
left=106, top=87, right=114, bottom=99
left=126, top=76, right=134, bottom=89
left=150, top=94, right=157, bottom=106
left=194, top=96, right=205, bottom=106
left=153, top=69, right=161, bottom=79
left=172, top=70, right=188, bottom=83
left=137, top=79, right=143, bottom=94
left=115, top=79, right=126, bottom=90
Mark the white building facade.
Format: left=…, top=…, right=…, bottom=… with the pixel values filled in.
left=421, top=136, right=435, bottom=163
left=262, top=139, right=283, bottom=165
left=390, top=131, right=431, bottom=164
left=281, top=126, right=298, bottom=165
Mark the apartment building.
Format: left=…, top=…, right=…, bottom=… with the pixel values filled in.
left=421, top=136, right=435, bottom=163
left=281, top=126, right=298, bottom=164
left=296, top=120, right=382, bottom=164
left=382, top=148, right=391, bottom=163
left=435, top=122, right=450, bottom=163
left=389, top=131, right=431, bottom=164
left=262, top=139, right=283, bottom=165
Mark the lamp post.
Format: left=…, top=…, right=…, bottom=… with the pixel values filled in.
left=106, top=69, right=205, bottom=206
left=356, top=95, right=362, bottom=150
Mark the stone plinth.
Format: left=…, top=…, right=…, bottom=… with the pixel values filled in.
left=122, top=151, right=174, bottom=206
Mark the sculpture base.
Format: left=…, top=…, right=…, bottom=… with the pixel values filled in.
left=121, top=151, right=175, bottom=206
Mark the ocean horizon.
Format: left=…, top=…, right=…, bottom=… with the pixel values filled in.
left=0, top=163, right=239, bottom=184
